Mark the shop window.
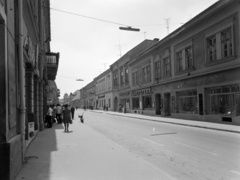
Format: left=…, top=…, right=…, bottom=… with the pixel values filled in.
left=205, top=19, right=234, bottom=64
left=206, top=85, right=239, bottom=116
left=132, top=97, right=139, bottom=109
left=177, top=90, right=197, bottom=114
left=143, top=96, right=152, bottom=109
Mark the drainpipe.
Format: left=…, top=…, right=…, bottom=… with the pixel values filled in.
left=18, top=0, right=26, bottom=159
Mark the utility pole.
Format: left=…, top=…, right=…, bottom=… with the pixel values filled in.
left=164, top=18, right=170, bottom=35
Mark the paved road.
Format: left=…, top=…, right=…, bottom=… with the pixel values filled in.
left=84, top=110, right=240, bottom=180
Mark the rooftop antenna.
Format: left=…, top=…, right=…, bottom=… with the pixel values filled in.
left=102, top=62, right=109, bottom=71
left=144, top=32, right=146, bottom=39
left=164, top=18, right=170, bottom=35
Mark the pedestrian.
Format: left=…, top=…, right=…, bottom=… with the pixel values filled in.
left=56, top=104, right=62, bottom=123
left=70, top=106, right=75, bottom=119
left=62, top=104, right=72, bottom=132
left=52, top=104, right=57, bottom=123
left=46, top=105, right=53, bottom=128
left=118, top=104, right=122, bottom=113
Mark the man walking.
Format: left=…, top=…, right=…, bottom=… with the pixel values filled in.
left=56, top=104, right=62, bottom=123
left=70, top=106, right=75, bottom=119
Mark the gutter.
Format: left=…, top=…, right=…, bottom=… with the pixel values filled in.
left=18, top=0, right=26, bottom=160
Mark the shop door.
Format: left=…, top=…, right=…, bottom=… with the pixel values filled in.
left=114, top=97, right=118, bottom=112
left=155, top=94, right=161, bottom=115
left=236, top=94, right=240, bottom=116
left=164, top=93, right=171, bottom=116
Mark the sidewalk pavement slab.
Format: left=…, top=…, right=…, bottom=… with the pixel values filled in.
left=15, top=118, right=174, bottom=180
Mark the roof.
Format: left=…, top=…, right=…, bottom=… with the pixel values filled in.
left=70, top=90, right=80, bottom=102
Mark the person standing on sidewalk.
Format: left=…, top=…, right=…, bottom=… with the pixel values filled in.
left=62, top=104, right=72, bottom=132
left=46, top=105, right=53, bottom=128
left=56, top=104, right=62, bottom=123
left=70, top=106, right=75, bottom=119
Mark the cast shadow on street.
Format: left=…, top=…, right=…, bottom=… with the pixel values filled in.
left=150, top=132, right=177, bottom=136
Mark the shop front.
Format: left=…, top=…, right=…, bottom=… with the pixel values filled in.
left=130, top=87, right=155, bottom=116
left=170, top=69, right=240, bottom=125
left=119, top=91, right=131, bottom=113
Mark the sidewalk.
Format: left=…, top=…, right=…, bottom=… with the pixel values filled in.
left=90, top=109, right=240, bottom=134
left=15, top=113, right=171, bottom=180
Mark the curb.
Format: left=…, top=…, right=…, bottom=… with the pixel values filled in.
left=101, top=112, right=240, bottom=134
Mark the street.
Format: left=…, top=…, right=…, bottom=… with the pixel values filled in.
left=84, top=110, right=240, bottom=180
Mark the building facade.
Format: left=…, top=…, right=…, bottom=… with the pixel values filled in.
left=95, top=69, right=112, bottom=111
left=128, top=0, right=240, bottom=125
left=111, top=39, right=159, bottom=112
left=0, top=1, right=59, bottom=179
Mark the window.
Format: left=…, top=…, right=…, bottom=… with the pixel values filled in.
left=125, top=68, right=129, bottom=84
left=132, top=71, right=138, bottom=86
left=120, top=68, right=124, bottom=85
left=113, top=74, right=118, bottom=87
left=164, top=57, right=170, bottom=76
left=207, top=36, right=216, bottom=62
left=155, top=61, right=161, bottom=79
left=132, top=98, right=139, bottom=109
left=176, top=51, right=183, bottom=71
left=142, top=65, right=151, bottom=83
left=143, top=96, right=152, bottom=109
left=205, top=19, right=234, bottom=63
left=177, top=90, right=197, bottom=114
left=176, top=46, right=193, bottom=72
left=185, top=47, right=192, bottom=69
left=206, top=85, right=239, bottom=115
left=221, top=28, right=233, bottom=58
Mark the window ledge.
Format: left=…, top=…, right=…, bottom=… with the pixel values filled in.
left=175, top=68, right=194, bottom=75
left=205, top=55, right=236, bottom=67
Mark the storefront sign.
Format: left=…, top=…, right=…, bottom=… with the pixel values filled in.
left=119, top=91, right=130, bottom=97
left=98, top=95, right=105, bottom=99
left=131, top=88, right=153, bottom=96
left=183, top=74, right=224, bottom=87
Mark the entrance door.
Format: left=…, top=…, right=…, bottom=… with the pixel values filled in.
left=155, top=94, right=161, bottom=115
left=164, top=93, right=171, bottom=116
left=114, top=97, right=118, bottom=112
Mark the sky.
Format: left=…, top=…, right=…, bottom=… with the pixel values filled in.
left=50, top=0, right=219, bottom=98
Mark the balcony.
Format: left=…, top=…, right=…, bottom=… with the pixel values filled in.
left=46, top=52, right=60, bottom=80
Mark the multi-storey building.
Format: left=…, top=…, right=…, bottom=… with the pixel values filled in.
left=0, top=1, right=59, bottom=179
left=128, top=0, right=240, bottom=125
left=95, top=69, right=112, bottom=110
left=84, top=80, right=96, bottom=109
left=111, top=39, right=159, bottom=112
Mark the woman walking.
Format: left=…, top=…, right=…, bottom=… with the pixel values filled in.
left=62, top=104, right=72, bottom=132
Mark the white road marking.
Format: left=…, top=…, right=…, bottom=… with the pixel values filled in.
left=153, top=128, right=155, bottom=132
left=230, top=170, right=240, bottom=176
left=175, top=142, right=218, bottom=156
left=143, top=138, right=164, bottom=146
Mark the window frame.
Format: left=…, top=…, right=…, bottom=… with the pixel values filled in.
left=205, top=18, right=235, bottom=65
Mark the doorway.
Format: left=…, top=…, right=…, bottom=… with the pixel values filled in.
left=164, top=93, right=171, bottom=116
left=114, top=96, right=118, bottom=112
left=155, top=93, right=161, bottom=115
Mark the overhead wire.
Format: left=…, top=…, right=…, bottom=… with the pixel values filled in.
left=43, top=6, right=131, bottom=27
left=43, top=6, right=184, bottom=28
